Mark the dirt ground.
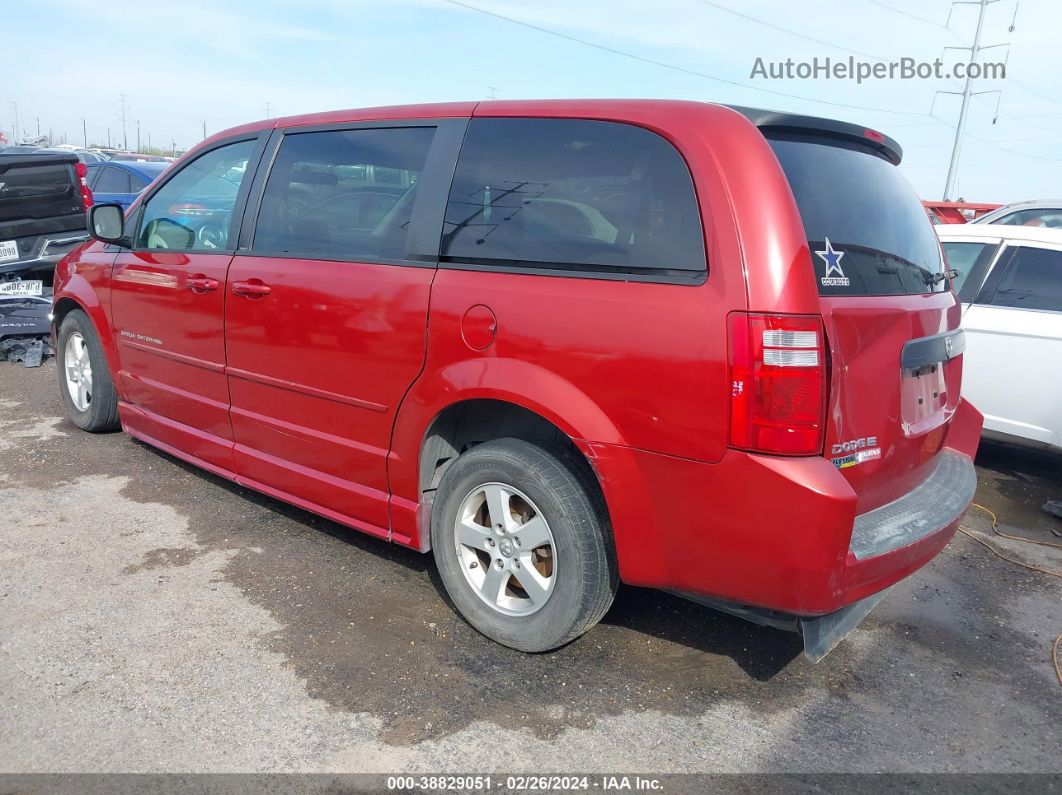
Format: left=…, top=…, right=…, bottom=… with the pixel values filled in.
left=1, top=360, right=1059, bottom=773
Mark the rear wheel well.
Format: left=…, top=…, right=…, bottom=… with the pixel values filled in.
left=419, top=400, right=585, bottom=494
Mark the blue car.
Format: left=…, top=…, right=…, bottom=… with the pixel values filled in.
left=86, top=160, right=170, bottom=209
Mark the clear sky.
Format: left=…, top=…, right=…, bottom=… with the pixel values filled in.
left=2, top=0, right=1060, bottom=203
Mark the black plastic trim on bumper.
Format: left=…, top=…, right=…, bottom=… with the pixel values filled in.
left=849, top=449, right=976, bottom=561
left=670, top=588, right=898, bottom=663
left=798, top=588, right=893, bottom=663
left=669, top=588, right=895, bottom=663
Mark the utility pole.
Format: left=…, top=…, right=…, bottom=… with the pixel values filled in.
left=107, top=127, right=111, bottom=148
left=118, top=93, right=129, bottom=150
left=9, top=102, right=19, bottom=142
left=264, top=101, right=271, bottom=117
left=941, top=0, right=1001, bottom=200
left=202, top=120, right=206, bottom=139
left=82, top=117, right=87, bottom=148
left=136, top=120, right=140, bottom=152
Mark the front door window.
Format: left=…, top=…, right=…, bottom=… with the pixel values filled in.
left=137, top=140, right=254, bottom=251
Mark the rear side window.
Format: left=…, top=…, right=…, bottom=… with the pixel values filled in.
left=769, top=137, right=945, bottom=296
left=441, top=118, right=705, bottom=277
left=94, top=166, right=130, bottom=194
left=988, top=246, right=1062, bottom=312
left=252, top=127, right=435, bottom=262
left=941, top=241, right=994, bottom=298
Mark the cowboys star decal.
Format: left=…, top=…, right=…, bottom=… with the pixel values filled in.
left=815, top=238, right=846, bottom=278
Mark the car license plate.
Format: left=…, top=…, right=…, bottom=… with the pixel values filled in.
left=0, top=280, right=43, bottom=298
left=0, top=240, right=19, bottom=263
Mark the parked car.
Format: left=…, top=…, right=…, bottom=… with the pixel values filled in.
left=35, top=147, right=109, bottom=164
left=937, top=223, right=1062, bottom=453
left=54, top=100, right=982, bottom=660
left=1, top=152, right=92, bottom=287
left=86, top=160, right=169, bottom=209
left=1, top=152, right=91, bottom=348
left=108, top=152, right=170, bottom=163
left=971, top=199, right=1062, bottom=228
left=0, top=145, right=41, bottom=156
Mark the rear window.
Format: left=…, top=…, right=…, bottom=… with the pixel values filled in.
left=0, top=162, right=73, bottom=202
left=769, top=137, right=945, bottom=296
left=441, top=118, right=705, bottom=278
left=0, top=160, right=78, bottom=222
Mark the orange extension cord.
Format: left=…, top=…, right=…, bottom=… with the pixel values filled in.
left=958, top=503, right=1062, bottom=687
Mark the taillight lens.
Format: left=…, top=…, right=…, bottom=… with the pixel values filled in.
left=75, top=162, right=93, bottom=209
left=728, top=312, right=827, bottom=455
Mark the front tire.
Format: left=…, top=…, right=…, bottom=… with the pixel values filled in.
left=431, top=437, right=617, bottom=652
left=57, top=310, right=120, bottom=432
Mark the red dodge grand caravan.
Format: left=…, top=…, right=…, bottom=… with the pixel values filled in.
left=55, top=100, right=982, bottom=660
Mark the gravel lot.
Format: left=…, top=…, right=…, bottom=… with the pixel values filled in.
left=1, top=360, right=1059, bottom=773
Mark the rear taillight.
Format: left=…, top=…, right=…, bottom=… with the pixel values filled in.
left=728, top=312, right=827, bottom=456
left=75, top=162, right=93, bottom=209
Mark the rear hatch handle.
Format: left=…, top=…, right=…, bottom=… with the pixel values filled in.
left=900, top=329, right=965, bottom=370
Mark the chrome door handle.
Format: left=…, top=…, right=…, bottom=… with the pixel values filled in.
left=186, top=275, right=219, bottom=293
left=231, top=279, right=271, bottom=298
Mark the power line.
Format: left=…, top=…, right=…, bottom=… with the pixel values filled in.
left=966, top=129, right=1062, bottom=161
left=866, top=0, right=958, bottom=32
left=440, top=0, right=926, bottom=115
left=926, top=113, right=1062, bottom=162
left=1008, top=77, right=1062, bottom=108
left=960, top=87, right=1062, bottom=135
left=693, top=0, right=889, bottom=60
left=888, top=119, right=948, bottom=128
left=995, top=106, right=1062, bottom=135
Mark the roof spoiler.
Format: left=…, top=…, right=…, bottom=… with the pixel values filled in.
left=0, top=153, right=81, bottom=166
left=724, top=105, right=904, bottom=166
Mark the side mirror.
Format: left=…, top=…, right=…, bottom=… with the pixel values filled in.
left=87, top=203, right=126, bottom=245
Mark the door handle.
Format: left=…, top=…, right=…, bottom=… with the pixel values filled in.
left=186, top=275, right=219, bottom=293
left=231, top=279, right=271, bottom=298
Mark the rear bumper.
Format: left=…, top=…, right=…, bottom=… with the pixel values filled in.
left=580, top=397, right=983, bottom=617
left=0, top=234, right=88, bottom=277
left=848, top=450, right=976, bottom=560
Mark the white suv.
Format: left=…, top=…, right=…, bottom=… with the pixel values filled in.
left=937, top=224, right=1062, bottom=453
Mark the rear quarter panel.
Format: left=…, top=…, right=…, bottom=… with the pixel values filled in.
left=390, top=103, right=779, bottom=501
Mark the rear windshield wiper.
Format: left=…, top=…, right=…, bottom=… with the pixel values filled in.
left=924, top=269, right=957, bottom=286
left=867, top=248, right=948, bottom=287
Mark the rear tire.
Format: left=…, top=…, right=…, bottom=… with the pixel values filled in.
left=431, top=437, right=617, bottom=652
left=57, top=309, right=120, bottom=432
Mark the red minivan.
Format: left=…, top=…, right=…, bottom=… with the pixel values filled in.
left=55, top=100, right=982, bottom=660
